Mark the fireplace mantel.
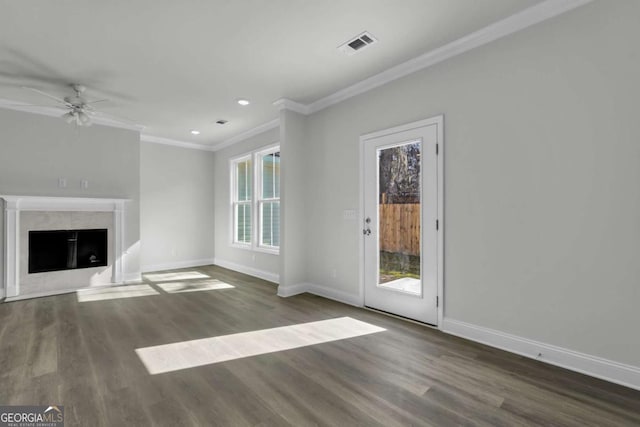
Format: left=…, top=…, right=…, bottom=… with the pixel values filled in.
left=1, top=195, right=129, bottom=300
left=1, top=195, right=127, bottom=212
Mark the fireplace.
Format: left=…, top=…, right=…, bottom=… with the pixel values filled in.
left=1, top=195, right=129, bottom=300
left=29, top=229, right=108, bottom=274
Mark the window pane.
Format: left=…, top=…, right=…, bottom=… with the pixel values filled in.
left=262, top=155, right=273, bottom=199
left=261, top=201, right=280, bottom=247
left=236, top=203, right=251, bottom=243
left=237, top=160, right=252, bottom=202
left=272, top=201, right=280, bottom=247
left=262, top=152, right=280, bottom=199
left=274, top=152, right=280, bottom=198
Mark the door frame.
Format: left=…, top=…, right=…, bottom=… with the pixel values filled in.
left=358, top=115, right=444, bottom=328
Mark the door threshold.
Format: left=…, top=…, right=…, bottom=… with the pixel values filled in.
left=364, top=306, right=437, bottom=329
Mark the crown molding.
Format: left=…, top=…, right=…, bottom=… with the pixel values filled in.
left=288, top=0, right=593, bottom=115
left=0, top=98, right=145, bottom=132
left=92, top=115, right=146, bottom=132
left=230, top=0, right=592, bottom=149
left=0, top=96, right=277, bottom=153
left=272, top=98, right=310, bottom=115
left=141, top=118, right=280, bottom=152
left=140, top=134, right=215, bottom=152
left=0, top=0, right=591, bottom=152
left=209, top=118, right=279, bottom=152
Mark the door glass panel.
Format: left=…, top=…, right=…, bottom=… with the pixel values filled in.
left=377, top=141, right=421, bottom=295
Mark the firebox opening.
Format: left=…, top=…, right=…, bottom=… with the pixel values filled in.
left=28, top=229, right=108, bottom=274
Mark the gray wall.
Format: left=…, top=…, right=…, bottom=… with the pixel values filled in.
left=0, top=109, right=141, bottom=282
left=140, top=141, right=215, bottom=272
left=279, top=110, right=308, bottom=288
left=301, top=1, right=640, bottom=366
left=213, top=127, right=279, bottom=279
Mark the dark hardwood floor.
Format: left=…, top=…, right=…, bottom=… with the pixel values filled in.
left=1, top=265, right=638, bottom=426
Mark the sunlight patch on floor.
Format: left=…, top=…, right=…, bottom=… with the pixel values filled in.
left=135, top=317, right=385, bottom=374
left=77, top=284, right=159, bottom=302
left=156, top=279, right=235, bottom=294
left=143, top=271, right=210, bottom=282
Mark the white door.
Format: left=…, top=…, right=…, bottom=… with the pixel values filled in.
left=362, top=119, right=441, bottom=325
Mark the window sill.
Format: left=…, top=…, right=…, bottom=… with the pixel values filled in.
left=254, top=246, right=280, bottom=255
left=229, top=243, right=279, bottom=256
left=230, top=243, right=252, bottom=251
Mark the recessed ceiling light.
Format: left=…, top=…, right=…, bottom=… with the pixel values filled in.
left=190, top=130, right=200, bottom=135
left=237, top=99, right=250, bottom=106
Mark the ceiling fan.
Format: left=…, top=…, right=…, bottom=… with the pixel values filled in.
left=20, top=83, right=135, bottom=127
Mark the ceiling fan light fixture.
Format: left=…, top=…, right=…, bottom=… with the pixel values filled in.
left=78, top=111, right=91, bottom=125
left=63, top=111, right=76, bottom=124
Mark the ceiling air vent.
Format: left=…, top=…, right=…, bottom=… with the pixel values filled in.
left=338, top=31, right=378, bottom=56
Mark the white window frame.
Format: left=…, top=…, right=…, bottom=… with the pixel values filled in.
left=230, top=154, right=252, bottom=248
left=255, top=145, right=280, bottom=254
left=229, top=143, right=280, bottom=254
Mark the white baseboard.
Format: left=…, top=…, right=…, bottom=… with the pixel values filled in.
left=141, top=258, right=215, bottom=273
left=213, top=258, right=279, bottom=283
left=306, top=283, right=362, bottom=307
left=442, top=318, right=640, bottom=391
left=277, top=282, right=311, bottom=297
left=277, top=282, right=363, bottom=307
left=123, top=272, right=143, bottom=283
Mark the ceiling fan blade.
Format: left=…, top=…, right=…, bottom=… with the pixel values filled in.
left=82, top=100, right=110, bottom=112
left=86, top=99, right=109, bottom=104
left=2, top=103, right=66, bottom=108
left=23, top=86, right=72, bottom=107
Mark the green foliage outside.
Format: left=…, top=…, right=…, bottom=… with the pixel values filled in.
left=379, top=251, right=420, bottom=283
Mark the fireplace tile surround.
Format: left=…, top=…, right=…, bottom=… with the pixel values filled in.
left=1, top=195, right=129, bottom=301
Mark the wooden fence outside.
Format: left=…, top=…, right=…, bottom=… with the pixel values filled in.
left=379, top=203, right=420, bottom=256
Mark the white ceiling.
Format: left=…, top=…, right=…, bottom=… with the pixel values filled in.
left=0, top=0, right=542, bottom=146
